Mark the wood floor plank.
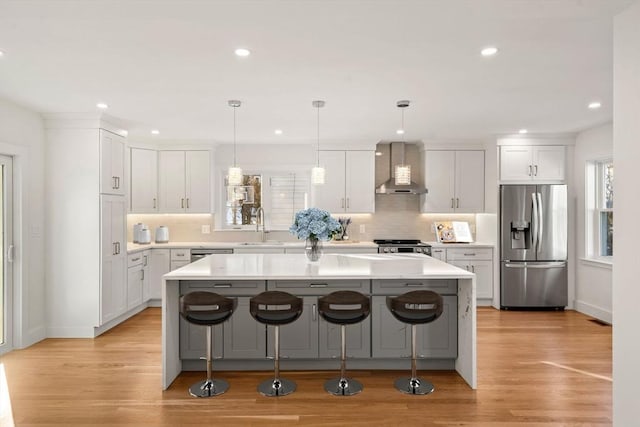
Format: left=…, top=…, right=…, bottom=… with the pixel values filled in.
left=0, top=307, right=612, bottom=426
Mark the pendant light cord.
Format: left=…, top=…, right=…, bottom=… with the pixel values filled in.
left=316, top=104, right=320, bottom=167
left=400, top=105, right=405, bottom=165
left=233, top=105, right=237, bottom=167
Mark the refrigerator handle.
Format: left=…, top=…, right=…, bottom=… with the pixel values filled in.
left=504, top=262, right=566, bottom=269
left=537, top=192, right=543, bottom=253
left=531, top=192, right=539, bottom=251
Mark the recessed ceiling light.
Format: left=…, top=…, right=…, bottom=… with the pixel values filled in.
left=274, top=129, right=283, bottom=135
left=375, top=151, right=383, bottom=156
left=519, top=129, right=528, bottom=134
left=119, top=130, right=128, bottom=137
left=96, top=102, right=109, bottom=109
left=396, top=129, right=405, bottom=135
left=481, top=46, right=499, bottom=57
left=151, top=129, right=160, bottom=135
left=234, top=48, right=251, bottom=57
left=588, top=101, right=602, bottom=109
left=0, top=50, right=4, bottom=57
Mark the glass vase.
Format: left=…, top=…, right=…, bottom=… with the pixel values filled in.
left=305, top=238, right=323, bottom=262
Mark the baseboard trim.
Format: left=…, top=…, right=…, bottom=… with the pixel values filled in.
left=574, top=300, right=612, bottom=324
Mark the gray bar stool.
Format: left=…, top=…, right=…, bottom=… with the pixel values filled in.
left=318, top=290, right=370, bottom=396
left=180, top=291, right=237, bottom=398
left=250, top=291, right=303, bottom=397
left=386, top=290, right=443, bottom=395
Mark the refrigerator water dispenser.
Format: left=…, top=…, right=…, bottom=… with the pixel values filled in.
left=510, top=220, right=530, bottom=249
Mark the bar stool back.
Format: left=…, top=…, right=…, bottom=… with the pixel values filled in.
left=180, top=291, right=237, bottom=397
left=318, top=290, right=370, bottom=396
left=250, top=291, right=303, bottom=397
left=386, top=290, right=443, bottom=395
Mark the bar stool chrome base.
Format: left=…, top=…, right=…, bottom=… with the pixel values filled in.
left=394, top=377, right=434, bottom=395
left=324, top=377, right=363, bottom=396
left=258, top=378, right=296, bottom=397
left=189, top=379, right=230, bottom=398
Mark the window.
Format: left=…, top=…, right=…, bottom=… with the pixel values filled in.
left=586, top=159, right=613, bottom=258
left=222, top=171, right=309, bottom=230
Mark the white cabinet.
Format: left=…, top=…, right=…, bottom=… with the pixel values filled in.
left=130, top=148, right=158, bottom=213
left=314, top=151, right=375, bottom=213
left=170, top=248, right=191, bottom=271
left=431, top=246, right=494, bottom=302
left=159, top=150, right=211, bottom=213
left=149, top=249, right=170, bottom=301
left=100, top=129, right=126, bottom=196
left=421, top=150, right=484, bottom=213
left=100, top=195, right=127, bottom=324
left=127, top=255, right=144, bottom=311
left=500, top=145, right=565, bottom=182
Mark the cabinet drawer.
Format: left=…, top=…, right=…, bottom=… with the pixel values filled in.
left=267, top=279, right=370, bottom=295
left=170, top=248, right=190, bottom=261
left=180, top=280, right=266, bottom=296
left=372, top=279, right=457, bottom=295
left=127, top=252, right=144, bottom=267
left=446, top=248, right=492, bottom=261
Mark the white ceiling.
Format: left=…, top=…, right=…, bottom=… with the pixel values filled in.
left=0, top=0, right=632, bottom=145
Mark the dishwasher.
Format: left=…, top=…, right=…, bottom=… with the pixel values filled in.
left=190, top=248, right=234, bottom=262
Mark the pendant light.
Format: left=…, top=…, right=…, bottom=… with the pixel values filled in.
left=311, top=100, right=326, bottom=185
left=395, top=100, right=411, bottom=185
left=228, top=100, right=243, bottom=186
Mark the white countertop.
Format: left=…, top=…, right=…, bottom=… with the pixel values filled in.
left=425, top=241, right=495, bottom=248
left=127, top=240, right=378, bottom=253
left=164, top=253, right=475, bottom=281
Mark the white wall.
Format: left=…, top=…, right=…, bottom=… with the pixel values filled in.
left=0, top=96, right=46, bottom=348
left=572, top=123, right=613, bottom=323
left=613, top=2, right=640, bottom=425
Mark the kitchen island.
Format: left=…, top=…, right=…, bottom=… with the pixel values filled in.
left=162, top=253, right=476, bottom=389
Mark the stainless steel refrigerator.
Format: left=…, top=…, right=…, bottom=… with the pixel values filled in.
left=500, top=184, right=568, bottom=309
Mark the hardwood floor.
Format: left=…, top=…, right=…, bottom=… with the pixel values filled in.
left=0, top=308, right=612, bottom=426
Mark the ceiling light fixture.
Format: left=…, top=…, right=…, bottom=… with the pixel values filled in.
left=396, top=128, right=405, bottom=135
left=119, top=130, right=128, bottom=137
left=481, top=46, right=499, bottom=57
left=0, top=50, right=4, bottom=57
left=588, top=101, right=602, bottom=109
left=395, top=100, right=411, bottom=186
left=274, top=129, right=283, bottom=135
left=228, top=100, right=243, bottom=186
left=234, top=48, right=251, bottom=57
left=151, top=129, right=160, bottom=135
left=96, top=102, right=109, bottom=109
left=311, top=100, right=326, bottom=185
left=375, top=151, right=383, bottom=156
left=519, top=129, right=528, bottom=134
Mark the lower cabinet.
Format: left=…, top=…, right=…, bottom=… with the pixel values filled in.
left=431, top=246, right=494, bottom=302
left=149, top=249, right=170, bottom=300
left=126, top=263, right=144, bottom=310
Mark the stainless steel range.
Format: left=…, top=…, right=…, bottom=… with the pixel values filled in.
left=374, top=239, right=432, bottom=256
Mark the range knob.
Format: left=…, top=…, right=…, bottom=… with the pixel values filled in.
left=383, top=247, right=390, bottom=253
left=390, top=247, right=397, bottom=253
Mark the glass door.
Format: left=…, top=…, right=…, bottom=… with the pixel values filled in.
left=0, top=155, right=13, bottom=355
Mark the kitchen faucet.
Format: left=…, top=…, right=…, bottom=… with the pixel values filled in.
left=256, top=207, right=267, bottom=242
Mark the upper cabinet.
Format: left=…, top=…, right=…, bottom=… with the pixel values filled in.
left=159, top=150, right=211, bottom=213
left=100, top=129, right=126, bottom=195
left=314, top=150, right=375, bottom=213
left=130, top=148, right=158, bottom=213
left=421, top=150, right=485, bottom=213
left=500, top=145, right=565, bottom=182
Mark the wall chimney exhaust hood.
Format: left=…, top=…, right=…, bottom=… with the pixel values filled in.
left=375, top=142, right=427, bottom=195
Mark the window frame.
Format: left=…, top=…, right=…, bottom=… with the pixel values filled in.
left=585, top=158, right=613, bottom=261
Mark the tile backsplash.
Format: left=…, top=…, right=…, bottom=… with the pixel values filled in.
left=128, top=195, right=489, bottom=243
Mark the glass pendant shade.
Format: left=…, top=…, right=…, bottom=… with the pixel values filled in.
left=228, top=166, right=243, bottom=186
left=311, top=166, right=326, bottom=185
left=395, top=164, right=411, bottom=185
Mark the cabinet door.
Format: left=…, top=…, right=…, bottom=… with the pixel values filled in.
left=268, top=296, right=318, bottom=358
left=159, top=151, right=186, bottom=213
left=100, top=196, right=127, bottom=324
left=223, top=297, right=266, bottom=359
left=371, top=296, right=411, bottom=358
left=430, top=248, right=446, bottom=261
left=100, top=130, right=126, bottom=195
left=533, top=146, right=565, bottom=181
left=130, top=148, right=158, bottom=213
left=149, top=249, right=170, bottom=300
left=127, top=266, right=143, bottom=310
left=500, top=146, right=534, bottom=181
left=319, top=315, right=371, bottom=359
left=314, top=151, right=346, bottom=212
left=141, top=251, right=151, bottom=302
left=345, top=151, right=375, bottom=213
left=470, top=260, right=493, bottom=299
left=185, top=150, right=211, bottom=213
left=422, top=150, right=455, bottom=212
left=180, top=320, right=224, bottom=360
left=455, top=150, right=485, bottom=212
left=170, top=260, right=190, bottom=271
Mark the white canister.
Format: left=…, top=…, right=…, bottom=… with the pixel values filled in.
left=133, top=223, right=144, bottom=243
left=155, top=226, right=169, bottom=243
left=138, top=227, right=151, bottom=244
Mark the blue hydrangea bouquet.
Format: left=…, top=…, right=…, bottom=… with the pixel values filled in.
left=289, top=207, right=341, bottom=241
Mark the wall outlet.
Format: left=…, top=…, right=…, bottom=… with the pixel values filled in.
left=201, top=225, right=211, bottom=234
left=359, top=224, right=366, bottom=234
